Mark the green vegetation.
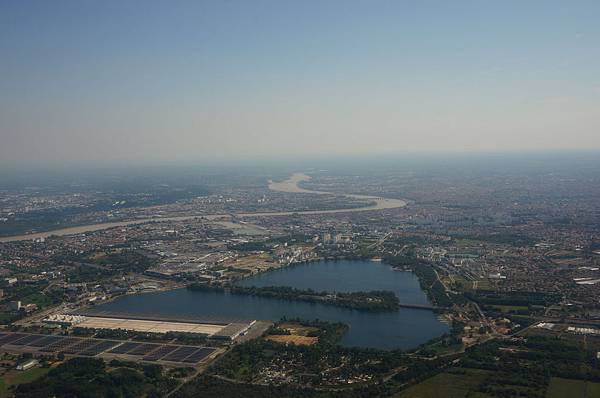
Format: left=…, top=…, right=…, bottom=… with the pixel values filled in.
left=89, top=249, right=158, bottom=273
left=0, top=367, right=50, bottom=397
left=14, top=357, right=177, bottom=397
left=388, top=334, right=600, bottom=398
left=64, top=263, right=114, bottom=283
left=546, top=377, right=600, bottom=398
left=190, top=327, right=600, bottom=398
left=384, top=255, right=461, bottom=307
left=453, top=233, right=536, bottom=247
left=0, top=281, right=63, bottom=324
left=466, top=290, right=560, bottom=307
left=188, top=284, right=400, bottom=311
left=174, top=375, right=373, bottom=398
left=488, top=304, right=530, bottom=315
left=227, top=241, right=269, bottom=252
left=391, top=369, right=491, bottom=398
left=188, top=318, right=453, bottom=396
left=54, top=248, right=159, bottom=283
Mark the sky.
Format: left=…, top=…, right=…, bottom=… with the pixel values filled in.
left=1, top=0, right=599, bottom=168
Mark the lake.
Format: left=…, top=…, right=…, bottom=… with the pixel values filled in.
left=93, top=260, right=449, bottom=350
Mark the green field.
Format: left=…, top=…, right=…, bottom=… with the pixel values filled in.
left=489, top=304, right=529, bottom=313
left=546, top=377, right=600, bottom=398
left=0, top=367, right=50, bottom=397
left=391, top=369, right=492, bottom=398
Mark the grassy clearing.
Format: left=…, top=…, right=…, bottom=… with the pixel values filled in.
left=489, top=305, right=529, bottom=313
left=265, top=335, right=318, bottom=346
left=391, top=369, right=492, bottom=398
left=265, top=322, right=321, bottom=346
left=473, top=279, right=492, bottom=290
left=546, top=377, right=600, bottom=398
left=278, top=322, right=320, bottom=336
left=421, top=340, right=464, bottom=356
left=0, top=367, right=50, bottom=397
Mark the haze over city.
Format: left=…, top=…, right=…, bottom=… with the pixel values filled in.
left=1, top=0, right=600, bottom=168
left=2, top=2, right=600, bottom=398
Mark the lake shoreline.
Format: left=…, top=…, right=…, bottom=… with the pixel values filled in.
left=93, top=260, right=449, bottom=350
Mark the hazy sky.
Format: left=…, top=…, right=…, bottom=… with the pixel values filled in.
left=1, top=1, right=599, bottom=167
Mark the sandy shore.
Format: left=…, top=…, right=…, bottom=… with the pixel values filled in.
left=268, top=172, right=407, bottom=211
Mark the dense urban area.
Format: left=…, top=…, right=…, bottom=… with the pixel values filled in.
left=1, top=157, right=600, bottom=397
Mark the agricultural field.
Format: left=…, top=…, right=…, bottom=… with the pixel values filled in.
left=546, top=377, right=600, bottom=398
left=391, top=369, right=492, bottom=398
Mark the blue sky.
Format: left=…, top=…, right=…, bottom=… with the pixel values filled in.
left=1, top=1, right=599, bottom=167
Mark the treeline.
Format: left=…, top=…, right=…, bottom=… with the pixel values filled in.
left=454, top=233, right=536, bottom=247
left=15, top=357, right=177, bottom=397
left=465, top=290, right=560, bottom=307
left=270, top=318, right=349, bottom=346
left=174, top=375, right=389, bottom=398
left=184, top=316, right=454, bottom=397
left=384, top=255, right=460, bottom=308
left=457, top=335, right=600, bottom=393
left=188, top=284, right=400, bottom=311
left=89, top=249, right=158, bottom=273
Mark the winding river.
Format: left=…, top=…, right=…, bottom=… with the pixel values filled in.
left=1, top=173, right=406, bottom=242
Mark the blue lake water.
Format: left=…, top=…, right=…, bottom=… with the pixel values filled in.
left=94, top=260, right=449, bottom=350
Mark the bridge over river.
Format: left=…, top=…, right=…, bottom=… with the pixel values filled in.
left=398, top=303, right=445, bottom=311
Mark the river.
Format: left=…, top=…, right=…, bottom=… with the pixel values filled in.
left=1, top=173, right=406, bottom=242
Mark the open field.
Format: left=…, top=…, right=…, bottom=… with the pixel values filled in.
left=391, top=369, right=492, bottom=398
left=264, top=335, right=318, bottom=346
left=546, top=377, right=600, bottom=398
left=264, top=321, right=320, bottom=345
left=489, top=304, right=529, bottom=313
left=0, top=367, right=50, bottom=397
left=278, top=322, right=320, bottom=336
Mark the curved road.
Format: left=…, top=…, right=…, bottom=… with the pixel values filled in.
left=0, top=173, right=406, bottom=243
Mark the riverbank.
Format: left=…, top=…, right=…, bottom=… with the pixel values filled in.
left=1, top=172, right=407, bottom=242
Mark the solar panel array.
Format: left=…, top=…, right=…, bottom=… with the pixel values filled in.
left=61, top=339, right=99, bottom=354
left=0, top=333, right=28, bottom=345
left=162, top=346, right=198, bottom=362
left=183, top=348, right=215, bottom=364
left=143, top=345, right=178, bottom=361
left=10, top=334, right=45, bottom=346
left=79, top=340, right=119, bottom=356
left=40, top=337, right=81, bottom=353
left=127, top=343, right=161, bottom=356
left=0, top=332, right=215, bottom=364
left=29, top=335, right=63, bottom=347
left=108, top=341, right=140, bottom=354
